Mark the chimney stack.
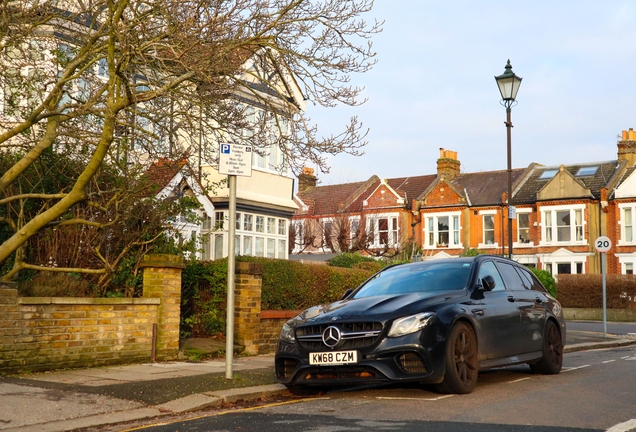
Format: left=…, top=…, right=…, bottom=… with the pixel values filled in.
left=618, top=128, right=636, bottom=166
left=298, top=167, right=317, bottom=192
left=437, top=148, right=461, bottom=180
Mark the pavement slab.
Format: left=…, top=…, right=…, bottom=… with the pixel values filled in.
left=0, top=382, right=145, bottom=431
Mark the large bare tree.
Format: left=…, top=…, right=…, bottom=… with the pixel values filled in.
left=0, top=0, right=380, bottom=277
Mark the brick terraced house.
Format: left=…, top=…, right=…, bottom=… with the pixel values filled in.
left=292, top=131, right=636, bottom=276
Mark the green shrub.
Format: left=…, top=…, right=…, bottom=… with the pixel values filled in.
left=181, top=259, right=229, bottom=338
left=181, top=257, right=375, bottom=337
left=328, top=252, right=377, bottom=268
left=459, top=247, right=485, bottom=257
left=530, top=267, right=557, bottom=298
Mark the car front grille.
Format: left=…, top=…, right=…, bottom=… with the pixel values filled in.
left=397, top=352, right=427, bottom=374
left=296, top=322, right=383, bottom=351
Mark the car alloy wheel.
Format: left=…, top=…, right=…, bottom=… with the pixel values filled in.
left=530, top=320, right=563, bottom=374
left=437, top=322, right=478, bottom=394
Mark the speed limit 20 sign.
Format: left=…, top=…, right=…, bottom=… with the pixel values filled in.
left=595, top=236, right=612, bottom=253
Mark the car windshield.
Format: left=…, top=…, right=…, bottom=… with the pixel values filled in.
left=353, top=261, right=472, bottom=299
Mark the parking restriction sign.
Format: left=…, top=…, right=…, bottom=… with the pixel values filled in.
left=218, top=143, right=252, bottom=176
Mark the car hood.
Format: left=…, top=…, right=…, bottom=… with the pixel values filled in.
left=291, top=291, right=466, bottom=326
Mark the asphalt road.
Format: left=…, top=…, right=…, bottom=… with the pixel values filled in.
left=129, top=344, right=636, bottom=432
left=567, top=320, right=636, bottom=337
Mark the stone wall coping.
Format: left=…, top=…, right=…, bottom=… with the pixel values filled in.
left=261, top=310, right=301, bottom=319
left=140, top=254, right=186, bottom=269
left=236, top=262, right=264, bottom=275
left=18, top=297, right=161, bottom=305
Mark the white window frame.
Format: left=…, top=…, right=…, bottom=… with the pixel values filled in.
left=321, top=218, right=335, bottom=251
left=478, top=210, right=497, bottom=249
left=540, top=204, right=586, bottom=246
left=211, top=210, right=290, bottom=259
left=616, top=253, right=636, bottom=275
left=366, top=213, right=400, bottom=248
left=514, top=208, right=533, bottom=247
left=618, top=203, right=636, bottom=245
left=291, top=220, right=305, bottom=253
left=423, top=212, right=462, bottom=249
left=246, top=105, right=291, bottom=177
left=540, top=253, right=587, bottom=278
left=349, top=216, right=361, bottom=248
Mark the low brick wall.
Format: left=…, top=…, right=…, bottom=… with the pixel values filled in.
left=0, top=291, right=160, bottom=373
left=259, top=311, right=300, bottom=353
left=0, top=254, right=184, bottom=374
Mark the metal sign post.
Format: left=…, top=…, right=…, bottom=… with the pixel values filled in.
left=218, top=143, right=252, bottom=379
left=594, top=236, right=612, bottom=338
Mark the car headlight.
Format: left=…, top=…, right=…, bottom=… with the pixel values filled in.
left=388, top=312, right=436, bottom=337
left=279, top=321, right=296, bottom=343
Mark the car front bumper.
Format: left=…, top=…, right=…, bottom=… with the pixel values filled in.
left=275, top=329, right=447, bottom=387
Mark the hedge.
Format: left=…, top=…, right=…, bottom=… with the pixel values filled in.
left=328, top=252, right=379, bottom=269
left=557, top=274, right=636, bottom=309
left=180, top=257, right=374, bottom=337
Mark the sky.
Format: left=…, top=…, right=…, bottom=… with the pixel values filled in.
left=306, top=0, right=636, bottom=186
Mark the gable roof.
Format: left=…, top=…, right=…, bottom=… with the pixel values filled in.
left=147, top=158, right=214, bottom=215
left=238, top=47, right=306, bottom=112
left=386, top=175, right=437, bottom=204
left=295, top=174, right=437, bottom=217
left=295, top=178, right=375, bottom=216
left=145, top=158, right=188, bottom=194
left=416, top=168, right=528, bottom=207
left=613, top=165, right=636, bottom=199
left=514, top=160, right=621, bottom=204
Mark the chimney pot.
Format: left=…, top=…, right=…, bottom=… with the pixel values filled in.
left=437, top=149, right=460, bottom=180
left=298, top=167, right=317, bottom=192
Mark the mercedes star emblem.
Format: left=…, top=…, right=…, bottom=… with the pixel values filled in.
left=322, top=326, right=341, bottom=348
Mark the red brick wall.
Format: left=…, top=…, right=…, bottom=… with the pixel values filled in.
left=259, top=311, right=299, bottom=353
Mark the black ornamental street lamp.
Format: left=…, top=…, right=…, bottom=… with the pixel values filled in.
left=495, top=60, right=522, bottom=260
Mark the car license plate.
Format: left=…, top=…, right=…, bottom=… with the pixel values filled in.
left=309, top=350, right=358, bottom=365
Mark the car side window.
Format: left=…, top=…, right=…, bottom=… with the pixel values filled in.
left=519, top=267, right=548, bottom=293
left=477, top=261, right=506, bottom=292
left=494, top=262, right=525, bottom=291
left=515, top=267, right=534, bottom=290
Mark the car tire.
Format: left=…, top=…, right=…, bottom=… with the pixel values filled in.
left=530, top=320, right=563, bottom=375
left=436, top=322, right=478, bottom=394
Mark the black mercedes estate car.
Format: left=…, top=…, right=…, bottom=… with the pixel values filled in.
left=275, top=255, right=565, bottom=394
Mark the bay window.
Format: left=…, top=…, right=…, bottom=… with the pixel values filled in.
left=541, top=205, right=585, bottom=245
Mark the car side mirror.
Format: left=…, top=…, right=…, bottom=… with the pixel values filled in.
left=341, top=289, right=353, bottom=300
left=481, top=275, right=496, bottom=291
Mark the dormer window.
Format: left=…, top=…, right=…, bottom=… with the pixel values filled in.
left=576, top=166, right=598, bottom=177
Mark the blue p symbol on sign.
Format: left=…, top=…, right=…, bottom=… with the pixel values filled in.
left=221, top=144, right=231, bottom=154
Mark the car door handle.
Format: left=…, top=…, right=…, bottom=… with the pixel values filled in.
left=472, top=309, right=484, bottom=316
left=507, top=296, right=516, bottom=302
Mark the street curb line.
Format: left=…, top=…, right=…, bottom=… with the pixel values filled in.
left=564, top=339, right=636, bottom=354
left=2, top=385, right=290, bottom=432
left=1, top=408, right=161, bottom=432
